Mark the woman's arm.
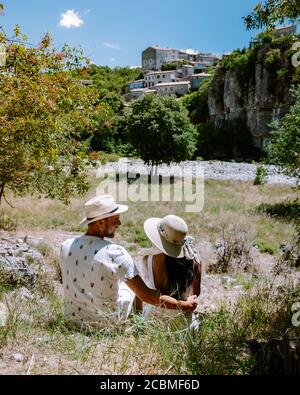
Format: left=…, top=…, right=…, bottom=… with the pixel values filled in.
left=126, top=275, right=198, bottom=312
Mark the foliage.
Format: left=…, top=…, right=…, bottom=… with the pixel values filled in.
left=161, top=62, right=178, bottom=71
left=78, top=65, right=141, bottom=102
left=266, top=86, right=300, bottom=180
left=220, top=47, right=258, bottom=88
left=123, top=94, right=197, bottom=166
left=254, top=166, right=268, bottom=185
left=256, top=198, right=300, bottom=223
left=196, top=120, right=256, bottom=161
left=264, top=48, right=281, bottom=72
left=77, top=65, right=142, bottom=153
left=0, top=22, right=100, bottom=205
left=254, top=238, right=278, bottom=255
left=220, top=32, right=299, bottom=90
left=244, top=0, right=300, bottom=30
left=89, top=103, right=118, bottom=152
left=209, top=224, right=253, bottom=273
left=181, top=77, right=213, bottom=124
left=186, top=283, right=300, bottom=374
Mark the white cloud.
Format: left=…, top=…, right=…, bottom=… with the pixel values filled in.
left=110, top=58, right=116, bottom=62
left=102, top=42, right=121, bottom=50
left=59, top=9, right=84, bottom=29
left=83, top=9, right=91, bottom=15
left=183, top=48, right=199, bottom=55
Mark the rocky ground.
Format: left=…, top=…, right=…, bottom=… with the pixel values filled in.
left=98, top=158, right=298, bottom=186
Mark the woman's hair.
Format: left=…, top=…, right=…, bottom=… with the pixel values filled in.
left=165, top=255, right=197, bottom=299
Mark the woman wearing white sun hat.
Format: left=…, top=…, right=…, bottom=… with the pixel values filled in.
left=139, top=214, right=202, bottom=326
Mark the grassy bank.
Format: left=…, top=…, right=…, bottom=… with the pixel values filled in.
left=0, top=178, right=299, bottom=374
left=1, top=178, right=298, bottom=253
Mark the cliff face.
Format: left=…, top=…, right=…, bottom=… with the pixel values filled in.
left=208, top=43, right=293, bottom=148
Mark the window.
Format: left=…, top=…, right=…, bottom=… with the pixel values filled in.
left=163, top=75, right=165, bottom=78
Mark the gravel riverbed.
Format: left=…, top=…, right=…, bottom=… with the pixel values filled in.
left=99, top=158, right=298, bottom=186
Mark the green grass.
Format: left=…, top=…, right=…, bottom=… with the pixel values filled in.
left=1, top=179, right=298, bottom=255
left=0, top=276, right=299, bottom=374
left=254, top=238, right=278, bottom=255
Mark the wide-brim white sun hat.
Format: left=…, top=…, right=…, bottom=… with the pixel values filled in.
left=143, top=215, right=189, bottom=258
left=80, top=194, right=128, bottom=227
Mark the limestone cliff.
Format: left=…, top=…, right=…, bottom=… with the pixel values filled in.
left=208, top=39, right=296, bottom=148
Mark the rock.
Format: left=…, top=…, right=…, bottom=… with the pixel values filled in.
left=101, top=157, right=297, bottom=186
left=208, top=45, right=293, bottom=150
left=0, top=302, right=7, bottom=327
left=233, top=285, right=244, bottom=291
left=221, top=275, right=237, bottom=287
left=25, top=236, right=52, bottom=251
left=19, top=313, right=31, bottom=322
left=0, top=238, right=43, bottom=287
left=37, top=336, right=51, bottom=343
left=12, top=353, right=24, bottom=362
left=18, top=287, right=34, bottom=300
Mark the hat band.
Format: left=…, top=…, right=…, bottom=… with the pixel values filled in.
left=87, top=207, right=118, bottom=221
left=157, top=223, right=184, bottom=246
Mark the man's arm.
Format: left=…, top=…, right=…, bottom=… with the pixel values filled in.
left=125, top=275, right=198, bottom=312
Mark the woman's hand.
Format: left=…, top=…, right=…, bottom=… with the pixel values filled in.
left=187, top=295, right=198, bottom=303
left=180, top=295, right=198, bottom=312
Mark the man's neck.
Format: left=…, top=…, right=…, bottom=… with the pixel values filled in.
left=85, top=231, right=104, bottom=239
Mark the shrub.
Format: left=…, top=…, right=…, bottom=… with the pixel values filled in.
left=161, top=62, right=178, bottom=71
left=196, top=120, right=255, bottom=161
left=267, top=86, right=300, bottom=180
left=254, top=166, right=268, bottom=185
left=0, top=211, right=17, bottom=231
left=182, top=78, right=213, bottom=124
left=264, top=48, right=281, bottom=73
left=182, top=281, right=300, bottom=374
left=209, top=224, right=253, bottom=273
left=254, top=239, right=278, bottom=255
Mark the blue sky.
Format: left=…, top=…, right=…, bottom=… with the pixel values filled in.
left=1, top=0, right=267, bottom=67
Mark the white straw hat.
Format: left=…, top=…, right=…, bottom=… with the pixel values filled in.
left=80, top=195, right=128, bottom=227
left=144, top=215, right=189, bottom=258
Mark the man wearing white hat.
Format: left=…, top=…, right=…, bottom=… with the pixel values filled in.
left=59, top=194, right=198, bottom=327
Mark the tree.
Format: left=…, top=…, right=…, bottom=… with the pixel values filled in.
left=244, top=0, right=300, bottom=30
left=181, top=77, right=213, bottom=124
left=123, top=94, right=197, bottom=166
left=0, top=14, right=99, bottom=205
left=267, top=86, right=300, bottom=180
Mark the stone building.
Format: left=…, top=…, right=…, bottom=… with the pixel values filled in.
left=144, top=70, right=177, bottom=87
left=128, top=79, right=145, bottom=90
left=123, top=88, right=156, bottom=102
left=154, top=81, right=190, bottom=96
left=191, top=73, right=211, bottom=89
left=142, top=46, right=179, bottom=71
